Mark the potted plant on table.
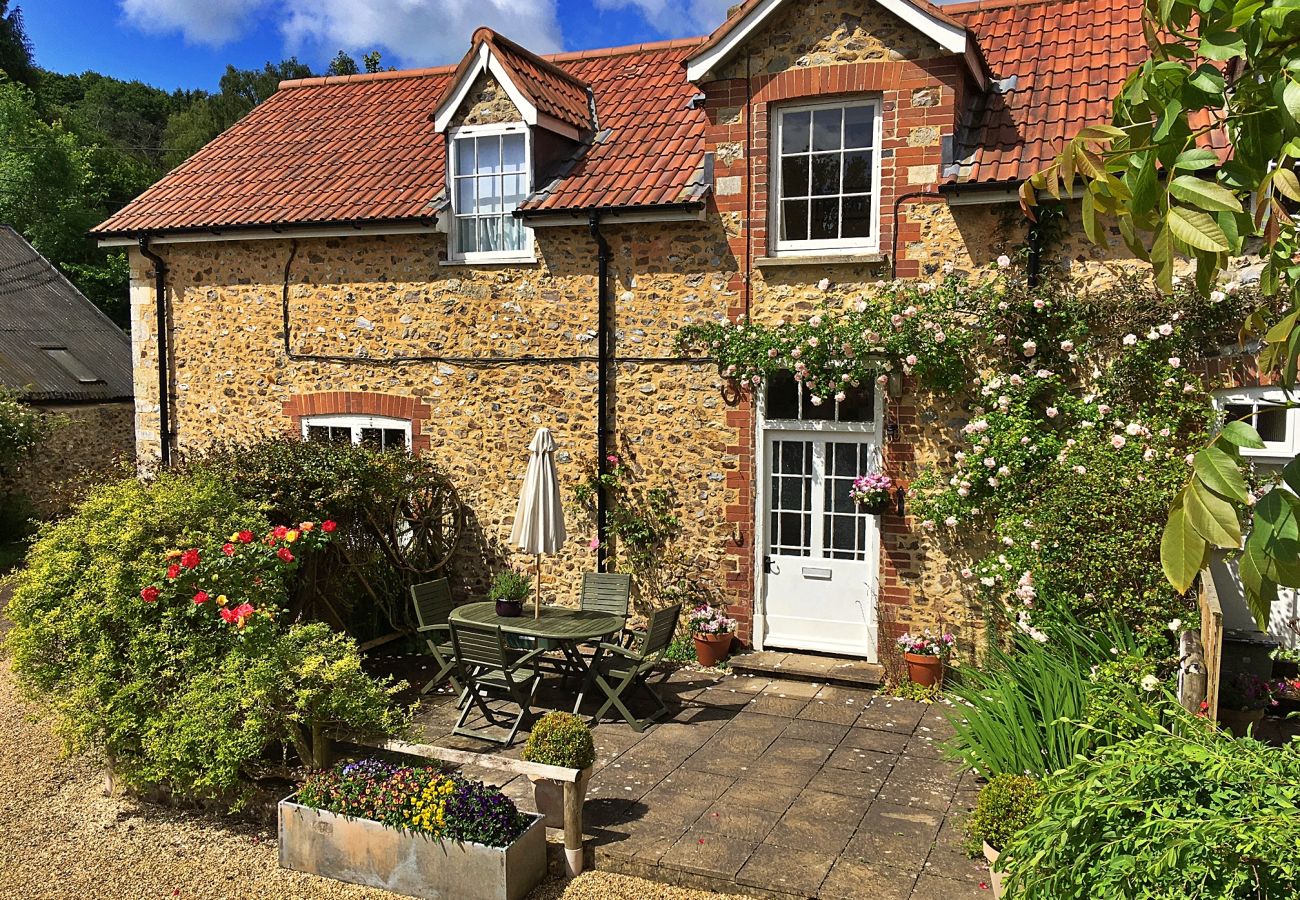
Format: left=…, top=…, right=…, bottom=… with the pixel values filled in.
left=689, top=603, right=737, bottom=667
left=1218, top=672, right=1279, bottom=737
left=521, top=712, right=596, bottom=828
left=850, top=472, right=894, bottom=515
left=963, top=773, right=1043, bottom=899
left=896, top=629, right=955, bottom=687
left=490, top=571, right=532, bottom=618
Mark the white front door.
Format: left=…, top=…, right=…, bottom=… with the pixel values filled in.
left=758, top=373, right=881, bottom=660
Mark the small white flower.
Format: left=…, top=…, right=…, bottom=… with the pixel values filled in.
left=960, top=567, right=974, bottom=578
left=1140, top=674, right=1160, bottom=692
left=1046, top=406, right=1059, bottom=418
left=1111, top=435, right=1127, bottom=449
left=810, top=395, right=824, bottom=406
left=1123, top=334, right=1137, bottom=346
left=944, top=516, right=958, bottom=527
left=1023, top=340, right=1037, bottom=356
left=1168, top=618, right=1182, bottom=633
left=1033, top=299, right=1046, bottom=310
left=1168, top=357, right=1181, bottom=368
left=996, top=254, right=1011, bottom=268
left=1158, top=323, right=1173, bottom=336
left=1060, top=340, right=1074, bottom=352
left=1210, top=290, right=1226, bottom=303
left=906, top=354, right=918, bottom=366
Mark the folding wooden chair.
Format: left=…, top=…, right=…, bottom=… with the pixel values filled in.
left=585, top=602, right=682, bottom=733
left=411, top=578, right=461, bottom=697
left=451, top=621, right=544, bottom=745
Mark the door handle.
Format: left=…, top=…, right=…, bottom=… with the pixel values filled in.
left=763, top=555, right=773, bottom=574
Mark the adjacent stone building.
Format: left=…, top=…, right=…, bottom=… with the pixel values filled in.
left=0, top=226, right=134, bottom=519
left=93, top=0, right=1144, bottom=660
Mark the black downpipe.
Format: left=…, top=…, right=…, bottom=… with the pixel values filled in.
left=889, top=191, right=946, bottom=274
left=589, top=214, right=611, bottom=573
left=1026, top=215, right=1044, bottom=288
left=138, top=236, right=171, bottom=468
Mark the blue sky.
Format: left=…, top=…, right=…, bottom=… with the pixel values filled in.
left=23, top=0, right=736, bottom=92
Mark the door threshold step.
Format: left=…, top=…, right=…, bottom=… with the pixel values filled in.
left=729, top=650, right=884, bottom=688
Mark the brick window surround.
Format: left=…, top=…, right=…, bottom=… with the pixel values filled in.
left=283, top=392, right=432, bottom=455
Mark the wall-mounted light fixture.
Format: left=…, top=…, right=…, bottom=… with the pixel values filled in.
left=888, top=371, right=904, bottom=398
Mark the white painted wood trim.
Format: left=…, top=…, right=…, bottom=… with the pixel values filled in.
left=432, top=43, right=540, bottom=133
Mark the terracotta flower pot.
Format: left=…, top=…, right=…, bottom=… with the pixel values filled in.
left=495, top=599, right=524, bottom=618
left=694, top=632, right=733, bottom=667
left=904, top=652, right=943, bottom=687
left=983, top=841, right=1006, bottom=899
left=1218, top=706, right=1265, bottom=738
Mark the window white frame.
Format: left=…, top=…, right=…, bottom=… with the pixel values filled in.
left=301, top=414, right=412, bottom=451
left=771, top=98, right=883, bottom=256
left=448, top=122, right=534, bottom=264
left=1214, top=386, right=1300, bottom=460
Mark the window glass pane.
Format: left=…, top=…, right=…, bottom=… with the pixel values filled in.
left=811, top=153, right=840, bottom=195
left=455, top=138, right=475, bottom=174
left=503, top=216, right=524, bottom=251
left=382, top=428, right=408, bottom=450
left=782, top=111, right=810, bottom=154
left=477, top=136, right=501, bottom=173
left=457, top=218, right=477, bottom=253
left=502, top=133, right=526, bottom=171
left=478, top=175, right=501, bottom=213
left=843, top=105, right=874, bottom=149
left=478, top=217, right=501, bottom=252
left=328, top=426, right=351, bottom=444
left=1258, top=405, right=1287, bottom=442
left=811, top=107, right=842, bottom=151
left=1224, top=404, right=1253, bottom=428
left=307, top=425, right=330, bottom=443
left=802, top=383, right=834, bottom=420
left=781, top=199, right=809, bottom=242
left=455, top=177, right=475, bottom=212
left=503, top=172, right=527, bottom=208
left=809, top=197, right=840, bottom=240
left=842, top=195, right=872, bottom=239
left=766, top=370, right=799, bottom=419
left=836, top=383, right=875, bottom=422
left=843, top=150, right=873, bottom=193
left=360, top=427, right=382, bottom=449
left=781, top=155, right=810, bottom=199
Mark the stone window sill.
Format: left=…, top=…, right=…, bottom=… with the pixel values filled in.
left=754, top=253, right=888, bottom=268
left=438, top=256, right=539, bottom=268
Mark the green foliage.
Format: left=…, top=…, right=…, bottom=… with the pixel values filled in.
left=573, top=453, right=680, bottom=578
left=888, top=678, right=943, bottom=703
left=4, top=471, right=407, bottom=806
left=0, top=1, right=35, bottom=89
left=663, top=634, right=698, bottom=664
left=522, top=711, right=596, bottom=770
left=488, top=570, right=532, bottom=604
left=963, top=774, right=1043, bottom=855
left=0, top=390, right=49, bottom=476
left=944, top=613, right=1153, bottom=778
left=1000, top=723, right=1300, bottom=899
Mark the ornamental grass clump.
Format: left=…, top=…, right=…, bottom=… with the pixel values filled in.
left=522, top=712, right=596, bottom=770
left=297, top=759, right=532, bottom=847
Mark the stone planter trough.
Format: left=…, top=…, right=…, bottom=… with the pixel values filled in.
left=983, top=841, right=1006, bottom=899
left=279, top=795, right=546, bottom=900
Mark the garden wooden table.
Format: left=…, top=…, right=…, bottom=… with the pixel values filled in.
left=449, top=602, right=626, bottom=713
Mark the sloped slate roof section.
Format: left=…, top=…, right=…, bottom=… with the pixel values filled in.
left=0, top=226, right=132, bottom=402
left=948, top=0, right=1146, bottom=186
left=93, top=39, right=709, bottom=237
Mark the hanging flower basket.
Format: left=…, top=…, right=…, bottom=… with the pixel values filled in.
left=850, top=472, right=893, bottom=515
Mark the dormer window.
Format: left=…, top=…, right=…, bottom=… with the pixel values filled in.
left=449, top=123, right=532, bottom=262
left=773, top=100, right=881, bottom=255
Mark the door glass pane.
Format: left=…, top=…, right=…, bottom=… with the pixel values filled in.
left=811, top=107, right=842, bottom=151
left=766, top=370, right=799, bottom=419
left=843, top=105, right=874, bottom=149
left=824, top=442, right=871, bottom=561
left=782, top=111, right=810, bottom=154
left=770, top=440, right=813, bottom=557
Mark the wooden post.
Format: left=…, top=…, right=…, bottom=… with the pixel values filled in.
left=562, top=779, right=584, bottom=877
left=1178, top=628, right=1207, bottom=715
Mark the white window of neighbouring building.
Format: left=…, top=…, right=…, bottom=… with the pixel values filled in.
left=449, top=124, right=531, bottom=261
left=1215, top=387, right=1300, bottom=461
left=773, top=100, right=881, bottom=254
left=302, top=415, right=411, bottom=451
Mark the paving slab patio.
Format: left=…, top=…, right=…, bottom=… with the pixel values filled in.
left=389, top=656, right=988, bottom=899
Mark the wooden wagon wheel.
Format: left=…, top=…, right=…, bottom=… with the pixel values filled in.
left=389, top=475, right=463, bottom=576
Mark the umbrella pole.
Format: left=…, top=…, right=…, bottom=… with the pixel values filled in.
left=535, top=553, right=542, bottom=620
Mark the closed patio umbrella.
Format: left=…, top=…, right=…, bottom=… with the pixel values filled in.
left=509, top=427, right=567, bottom=619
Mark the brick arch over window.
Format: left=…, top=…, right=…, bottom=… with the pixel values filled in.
left=282, top=392, right=432, bottom=454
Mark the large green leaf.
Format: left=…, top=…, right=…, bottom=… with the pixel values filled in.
left=1184, top=479, right=1242, bottom=547
left=1168, top=206, right=1231, bottom=251
left=1193, top=446, right=1251, bottom=503
left=1161, top=500, right=1207, bottom=594
left=1218, top=420, right=1267, bottom=449
left=1169, top=175, right=1243, bottom=212
left=1275, top=167, right=1300, bottom=203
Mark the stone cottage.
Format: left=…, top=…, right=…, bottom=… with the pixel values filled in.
left=93, top=0, right=1142, bottom=660
left=0, top=225, right=134, bottom=519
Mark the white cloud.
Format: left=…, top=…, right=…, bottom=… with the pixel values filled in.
left=594, top=0, right=733, bottom=36
left=119, top=0, right=563, bottom=65
left=120, top=0, right=271, bottom=46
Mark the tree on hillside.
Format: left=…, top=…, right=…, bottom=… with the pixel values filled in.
left=0, top=1, right=35, bottom=89
left=1021, top=0, right=1300, bottom=627
left=327, top=51, right=359, bottom=76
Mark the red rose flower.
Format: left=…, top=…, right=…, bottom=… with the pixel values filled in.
left=220, top=603, right=256, bottom=628
left=272, top=525, right=289, bottom=539
left=321, top=520, right=337, bottom=533
left=192, top=591, right=209, bottom=605
left=140, top=586, right=160, bottom=603
left=179, top=548, right=200, bottom=569
left=222, top=542, right=235, bottom=557
left=165, top=564, right=181, bottom=580
left=277, top=546, right=295, bottom=564
left=237, top=530, right=254, bottom=544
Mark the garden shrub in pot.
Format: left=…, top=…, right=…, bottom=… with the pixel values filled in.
left=489, top=570, right=531, bottom=617
left=522, top=712, right=596, bottom=825
left=688, top=603, right=737, bottom=667
left=963, top=774, right=1043, bottom=898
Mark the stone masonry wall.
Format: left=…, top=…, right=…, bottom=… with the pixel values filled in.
left=9, top=401, right=135, bottom=518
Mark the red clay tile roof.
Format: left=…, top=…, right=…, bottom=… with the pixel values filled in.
left=947, top=0, right=1147, bottom=185
left=473, top=28, right=595, bottom=134
left=92, top=38, right=708, bottom=236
